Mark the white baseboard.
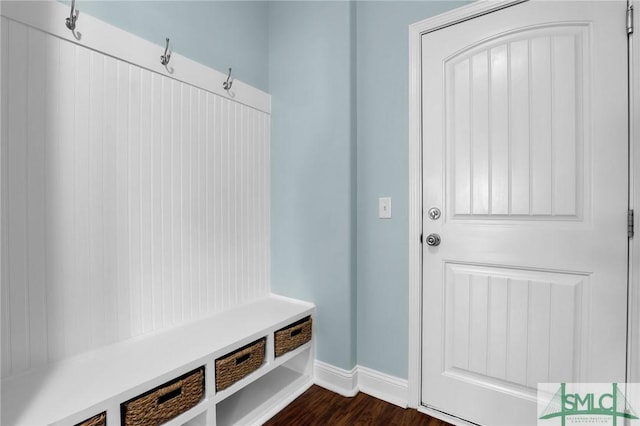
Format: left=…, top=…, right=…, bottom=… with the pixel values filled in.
left=357, top=365, right=408, bottom=408
left=313, top=360, right=358, bottom=397
left=313, top=361, right=409, bottom=408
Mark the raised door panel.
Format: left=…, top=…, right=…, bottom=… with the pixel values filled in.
left=443, top=263, right=587, bottom=400
left=446, top=26, right=587, bottom=220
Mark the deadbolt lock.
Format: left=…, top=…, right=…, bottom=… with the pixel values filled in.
left=428, top=207, right=441, bottom=220
left=426, top=233, right=441, bottom=246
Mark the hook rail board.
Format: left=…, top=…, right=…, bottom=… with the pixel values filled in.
left=0, top=0, right=270, bottom=114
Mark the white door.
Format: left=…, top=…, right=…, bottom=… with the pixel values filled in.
left=421, top=1, right=629, bottom=425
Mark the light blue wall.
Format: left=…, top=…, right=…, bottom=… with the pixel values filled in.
left=269, top=1, right=357, bottom=371
left=59, top=1, right=270, bottom=91
left=355, top=0, right=468, bottom=379
left=268, top=0, right=468, bottom=378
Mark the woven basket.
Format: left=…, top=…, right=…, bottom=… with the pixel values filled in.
left=121, top=367, right=205, bottom=426
left=75, top=412, right=106, bottom=426
left=274, top=316, right=312, bottom=357
left=215, top=338, right=266, bottom=391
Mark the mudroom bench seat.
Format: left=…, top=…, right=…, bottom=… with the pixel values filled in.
left=2, top=295, right=315, bottom=426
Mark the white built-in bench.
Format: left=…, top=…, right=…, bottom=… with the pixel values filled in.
left=1, top=295, right=315, bottom=426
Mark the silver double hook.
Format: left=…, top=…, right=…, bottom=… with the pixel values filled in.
left=223, top=68, right=233, bottom=91
left=65, top=0, right=78, bottom=31
left=160, top=38, right=172, bottom=66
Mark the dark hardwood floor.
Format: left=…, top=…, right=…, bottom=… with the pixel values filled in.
left=264, top=385, right=452, bottom=426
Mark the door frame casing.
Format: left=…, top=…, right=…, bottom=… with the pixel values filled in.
left=407, top=0, right=639, bottom=414
left=628, top=0, right=640, bottom=387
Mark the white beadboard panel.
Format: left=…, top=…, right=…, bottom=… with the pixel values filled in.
left=102, top=54, right=120, bottom=349
left=445, top=25, right=588, bottom=220
left=26, top=26, right=48, bottom=369
left=443, top=263, right=588, bottom=396
left=74, top=40, right=92, bottom=358
left=88, top=51, right=106, bottom=348
left=7, top=18, right=30, bottom=374
left=1, top=18, right=271, bottom=377
left=130, top=65, right=143, bottom=337
left=262, top=114, right=271, bottom=297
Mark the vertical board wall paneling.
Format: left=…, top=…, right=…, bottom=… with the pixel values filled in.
left=26, top=26, right=48, bottom=368
left=139, top=67, right=153, bottom=334
left=88, top=50, right=105, bottom=348
left=103, top=54, right=120, bottom=348
left=264, top=113, right=271, bottom=296
left=1, top=18, right=271, bottom=377
left=75, top=38, right=92, bottom=358
left=7, top=18, right=30, bottom=374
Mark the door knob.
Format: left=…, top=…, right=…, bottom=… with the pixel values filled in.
left=425, top=233, right=441, bottom=246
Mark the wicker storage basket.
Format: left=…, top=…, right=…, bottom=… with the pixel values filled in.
left=215, top=338, right=266, bottom=391
left=121, top=367, right=205, bottom=426
left=75, top=412, right=106, bottom=426
left=274, top=316, right=312, bottom=357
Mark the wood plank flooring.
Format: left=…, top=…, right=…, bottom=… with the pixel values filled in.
left=264, top=385, right=452, bottom=425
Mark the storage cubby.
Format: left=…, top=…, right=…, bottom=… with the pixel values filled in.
left=216, top=348, right=312, bottom=426
left=1, top=295, right=314, bottom=426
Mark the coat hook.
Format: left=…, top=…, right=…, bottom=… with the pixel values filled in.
left=223, top=68, right=233, bottom=91
left=65, top=0, right=78, bottom=31
left=160, top=38, right=172, bottom=66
